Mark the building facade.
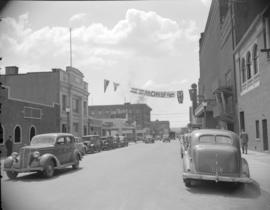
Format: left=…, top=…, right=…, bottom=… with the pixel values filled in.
left=234, top=3, right=270, bottom=151
left=0, top=87, right=60, bottom=156
left=0, top=66, right=89, bottom=139
left=150, top=120, right=170, bottom=138
left=88, top=103, right=152, bottom=130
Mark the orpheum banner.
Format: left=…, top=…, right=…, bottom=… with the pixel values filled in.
left=130, top=88, right=176, bottom=98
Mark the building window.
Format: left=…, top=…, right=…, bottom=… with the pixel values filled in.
left=252, top=44, right=258, bottom=75
left=246, top=51, right=251, bottom=80
left=29, top=126, right=36, bottom=142
left=24, top=107, right=42, bottom=119
left=62, top=95, right=67, bottom=111
left=241, top=58, right=246, bottom=83
left=255, top=120, right=260, bottom=139
left=14, top=125, right=22, bottom=143
left=73, top=123, right=79, bottom=132
left=83, top=101, right=87, bottom=115
left=0, top=123, right=3, bottom=144
left=72, top=98, right=80, bottom=113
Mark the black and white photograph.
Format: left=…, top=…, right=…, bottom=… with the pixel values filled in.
left=0, top=0, right=270, bottom=209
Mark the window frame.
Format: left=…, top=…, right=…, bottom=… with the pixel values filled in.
left=14, top=125, right=22, bottom=144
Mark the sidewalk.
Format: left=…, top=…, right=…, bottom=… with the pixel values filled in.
left=243, top=150, right=270, bottom=193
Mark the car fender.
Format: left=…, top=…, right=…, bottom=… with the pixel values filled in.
left=4, top=157, right=14, bottom=168
left=39, top=154, right=60, bottom=168
left=183, top=151, right=191, bottom=172
left=241, top=157, right=250, bottom=177
left=73, top=149, right=82, bottom=160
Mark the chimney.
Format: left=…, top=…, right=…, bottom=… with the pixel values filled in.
left=5, top=66, right=19, bottom=75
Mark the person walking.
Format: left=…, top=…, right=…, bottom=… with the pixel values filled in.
left=5, top=136, right=13, bottom=156
left=240, top=129, right=248, bottom=154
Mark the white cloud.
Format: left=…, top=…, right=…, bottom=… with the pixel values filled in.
left=143, top=79, right=188, bottom=90
left=0, top=9, right=200, bottom=72
left=201, top=0, right=211, bottom=7
left=69, top=13, right=87, bottom=23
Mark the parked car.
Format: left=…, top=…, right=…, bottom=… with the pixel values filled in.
left=100, top=136, right=114, bottom=150
left=182, top=129, right=252, bottom=187
left=162, top=137, right=171, bottom=143
left=144, top=136, right=154, bottom=144
left=180, top=133, right=191, bottom=158
left=4, top=133, right=82, bottom=179
left=75, top=137, right=87, bottom=156
left=82, top=135, right=101, bottom=153
left=118, top=135, right=128, bottom=147
left=112, top=136, right=121, bottom=149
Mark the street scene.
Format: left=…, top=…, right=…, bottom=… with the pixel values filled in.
left=0, top=0, right=270, bottom=210
left=2, top=140, right=270, bottom=210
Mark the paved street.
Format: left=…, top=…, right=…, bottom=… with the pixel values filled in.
left=1, top=141, right=270, bottom=210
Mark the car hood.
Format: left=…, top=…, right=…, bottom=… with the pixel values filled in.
left=22, top=144, right=55, bottom=150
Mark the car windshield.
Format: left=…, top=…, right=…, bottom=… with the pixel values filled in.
left=31, top=135, right=55, bottom=145
left=199, top=135, right=233, bottom=145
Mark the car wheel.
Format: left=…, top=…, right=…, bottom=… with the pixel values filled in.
left=72, top=155, right=80, bottom=169
left=43, top=160, right=55, bottom=178
left=6, top=171, right=18, bottom=179
left=184, top=179, right=192, bottom=187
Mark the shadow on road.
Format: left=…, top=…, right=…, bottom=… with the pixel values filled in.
left=4, top=167, right=83, bottom=182
left=186, top=179, right=261, bottom=199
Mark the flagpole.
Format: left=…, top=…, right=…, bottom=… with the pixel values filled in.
left=70, top=27, right=72, bottom=67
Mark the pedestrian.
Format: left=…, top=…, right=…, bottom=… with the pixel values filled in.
left=240, top=129, right=248, bottom=154
left=5, top=136, right=13, bottom=157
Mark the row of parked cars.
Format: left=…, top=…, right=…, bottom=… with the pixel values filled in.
left=3, top=133, right=128, bottom=179
left=179, top=129, right=252, bottom=188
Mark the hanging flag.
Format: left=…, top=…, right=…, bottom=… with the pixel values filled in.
left=104, top=79, right=110, bottom=93
left=113, top=82, right=120, bottom=92
left=177, top=90, right=184, bottom=104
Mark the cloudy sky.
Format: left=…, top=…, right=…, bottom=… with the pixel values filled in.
left=0, top=0, right=211, bottom=128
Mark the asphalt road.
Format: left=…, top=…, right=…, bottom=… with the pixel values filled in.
left=1, top=141, right=270, bottom=210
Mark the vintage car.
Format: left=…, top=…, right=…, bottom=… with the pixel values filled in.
left=4, top=133, right=82, bottom=179
left=75, top=137, right=87, bottom=156
left=82, top=135, right=101, bottom=153
left=100, top=136, right=114, bottom=150
left=162, top=136, right=171, bottom=143
left=118, top=135, right=128, bottom=147
left=182, top=129, right=252, bottom=187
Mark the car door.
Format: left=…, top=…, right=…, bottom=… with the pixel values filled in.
left=65, top=136, right=75, bottom=163
left=55, top=136, right=66, bottom=164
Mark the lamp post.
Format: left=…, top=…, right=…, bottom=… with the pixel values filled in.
left=202, top=101, right=207, bottom=128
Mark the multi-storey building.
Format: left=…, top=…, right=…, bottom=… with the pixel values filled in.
left=150, top=120, right=170, bottom=138
left=0, top=66, right=89, bottom=139
left=234, top=2, right=270, bottom=151
left=88, top=103, right=152, bottom=130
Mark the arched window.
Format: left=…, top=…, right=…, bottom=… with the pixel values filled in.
left=241, top=58, right=246, bottom=83
left=30, top=126, right=36, bottom=142
left=0, top=123, right=3, bottom=144
left=246, top=51, right=251, bottom=80
left=14, top=125, right=21, bottom=143
left=253, top=44, right=258, bottom=75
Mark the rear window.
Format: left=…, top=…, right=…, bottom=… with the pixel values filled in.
left=199, top=135, right=232, bottom=145
left=199, top=135, right=215, bottom=144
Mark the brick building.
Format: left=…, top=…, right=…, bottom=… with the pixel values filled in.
left=0, top=88, right=60, bottom=156
left=0, top=66, right=89, bottom=138
left=234, top=3, right=270, bottom=151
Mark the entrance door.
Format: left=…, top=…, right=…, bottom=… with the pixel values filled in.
left=262, top=119, right=269, bottom=151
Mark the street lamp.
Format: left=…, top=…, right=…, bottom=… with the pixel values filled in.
left=202, top=101, right=207, bottom=128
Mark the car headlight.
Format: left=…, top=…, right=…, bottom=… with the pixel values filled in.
left=11, top=152, right=18, bottom=159
left=33, top=151, right=40, bottom=159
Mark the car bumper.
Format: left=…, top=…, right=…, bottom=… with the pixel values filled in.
left=182, top=172, right=252, bottom=183
left=4, top=167, right=43, bottom=173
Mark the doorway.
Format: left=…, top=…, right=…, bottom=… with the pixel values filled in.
left=262, top=119, right=269, bottom=151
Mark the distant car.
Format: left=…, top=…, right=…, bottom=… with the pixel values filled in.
left=82, top=135, right=101, bottom=153
left=4, top=133, right=82, bottom=179
left=144, top=136, right=154, bottom=144
left=162, top=136, right=171, bottom=143
left=75, top=137, right=87, bottom=156
left=100, top=136, right=114, bottom=150
left=182, top=129, right=252, bottom=187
